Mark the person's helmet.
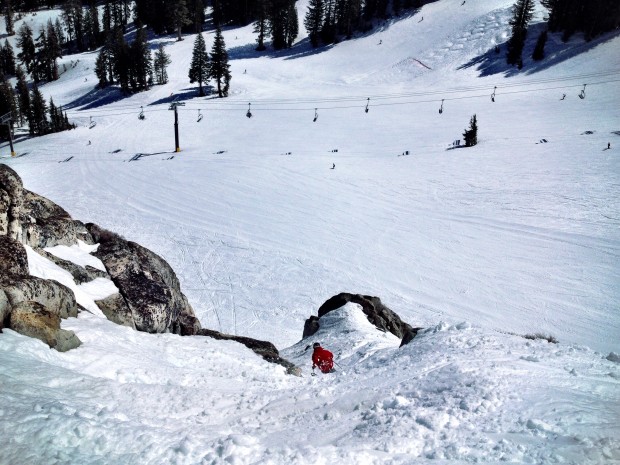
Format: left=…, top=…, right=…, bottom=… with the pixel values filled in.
left=313, top=342, right=320, bottom=348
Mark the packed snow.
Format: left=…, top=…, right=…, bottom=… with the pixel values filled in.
left=1, top=0, right=620, bottom=463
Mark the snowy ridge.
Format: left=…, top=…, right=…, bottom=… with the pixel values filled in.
left=1, top=303, right=618, bottom=464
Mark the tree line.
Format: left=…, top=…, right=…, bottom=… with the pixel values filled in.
left=0, top=67, right=74, bottom=139
left=506, top=0, right=620, bottom=67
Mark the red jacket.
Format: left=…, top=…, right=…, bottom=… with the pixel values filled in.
left=312, top=347, right=334, bottom=373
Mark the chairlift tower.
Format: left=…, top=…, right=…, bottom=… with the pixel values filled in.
left=0, top=112, right=16, bottom=157
left=169, top=101, right=185, bottom=152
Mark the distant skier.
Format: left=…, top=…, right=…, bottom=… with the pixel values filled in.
left=312, top=342, right=334, bottom=374
left=331, top=163, right=335, bottom=169
left=608, top=142, right=611, bottom=150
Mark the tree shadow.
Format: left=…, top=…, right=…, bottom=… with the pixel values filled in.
left=227, top=3, right=435, bottom=61
left=227, top=36, right=336, bottom=61
left=458, top=25, right=620, bottom=77
left=63, top=87, right=130, bottom=110
left=148, top=86, right=216, bottom=106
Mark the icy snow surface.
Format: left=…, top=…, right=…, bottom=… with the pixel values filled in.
left=1, top=0, right=620, bottom=463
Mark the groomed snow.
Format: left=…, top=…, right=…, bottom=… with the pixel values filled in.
left=1, top=0, right=620, bottom=463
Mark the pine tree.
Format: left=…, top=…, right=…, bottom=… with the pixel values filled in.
left=171, top=0, right=192, bottom=41
left=64, top=111, right=73, bottom=130
left=84, top=1, right=101, bottom=50
left=532, top=29, right=547, bottom=60
left=305, top=0, right=324, bottom=47
left=54, top=18, right=65, bottom=47
left=363, top=0, right=377, bottom=20
left=209, top=26, right=231, bottom=98
left=463, top=114, right=478, bottom=147
left=393, top=0, right=402, bottom=16
left=33, top=27, right=47, bottom=82
left=5, top=0, right=15, bottom=36
left=112, top=29, right=130, bottom=91
left=29, top=84, right=48, bottom=136
left=268, top=0, right=296, bottom=50
left=1, top=40, right=17, bottom=76
left=337, top=0, right=362, bottom=38
left=62, top=0, right=86, bottom=52
left=187, top=0, right=206, bottom=33
left=48, top=96, right=59, bottom=132
left=95, top=45, right=110, bottom=87
left=102, top=1, right=112, bottom=35
left=153, top=44, right=171, bottom=85
left=188, top=32, right=209, bottom=96
left=46, top=20, right=63, bottom=63
left=321, top=0, right=337, bottom=44
left=253, top=0, right=268, bottom=51
left=541, top=0, right=620, bottom=41
left=506, top=0, right=535, bottom=66
left=130, top=27, right=151, bottom=91
left=15, top=66, right=30, bottom=126
left=0, top=77, right=17, bottom=140
left=285, top=3, right=299, bottom=47
left=17, top=23, right=36, bottom=74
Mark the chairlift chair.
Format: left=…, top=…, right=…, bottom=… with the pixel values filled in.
left=579, top=84, right=586, bottom=99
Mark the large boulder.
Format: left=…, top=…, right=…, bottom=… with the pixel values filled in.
left=9, top=300, right=81, bottom=352
left=0, top=275, right=78, bottom=319
left=305, top=293, right=422, bottom=346
left=0, top=235, right=29, bottom=276
left=21, top=190, right=94, bottom=248
left=87, top=223, right=199, bottom=334
left=36, top=248, right=108, bottom=284
left=197, top=328, right=301, bottom=376
left=95, top=292, right=136, bottom=329
left=0, top=289, right=9, bottom=331
left=0, top=164, right=24, bottom=241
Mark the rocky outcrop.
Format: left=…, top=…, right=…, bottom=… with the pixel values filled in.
left=305, top=293, right=422, bottom=347
left=1, top=164, right=300, bottom=373
left=21, top=189, right=94, bottom=249
left=87, top=223, right=200, bottom=335
left=9, top=301, right=81, bottom=352
left=95, top=292, right=136, bottom=329
left=0, top=164, right=23, bottom=241
left=0, top=275, right=79, bottom=319
left=1, top=164, right=200, bottom=339
left=0, top=289, right=9, bottom=331
left=0, top=235, right=29, bottom=276
left=36, top=248, right=108, bottom=284
left=0, top=234, right=81, bottom=348
left=198, top=328, right=301, bottom=376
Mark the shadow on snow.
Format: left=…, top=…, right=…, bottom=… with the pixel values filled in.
left=458, top=24, right=620, bottom=77
left=226, top=6, right=430, bottom=61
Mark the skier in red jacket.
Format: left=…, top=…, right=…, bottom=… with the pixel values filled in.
left=312, top=342, right=334, bottom=374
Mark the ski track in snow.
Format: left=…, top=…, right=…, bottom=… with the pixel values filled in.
left=1, top=0, right=620, bottom=463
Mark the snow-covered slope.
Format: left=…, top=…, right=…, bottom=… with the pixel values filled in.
left=1, top=0, right=620, bottom=463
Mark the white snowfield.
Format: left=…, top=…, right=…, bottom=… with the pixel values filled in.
left=1, top=0, right=620, bottom=463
